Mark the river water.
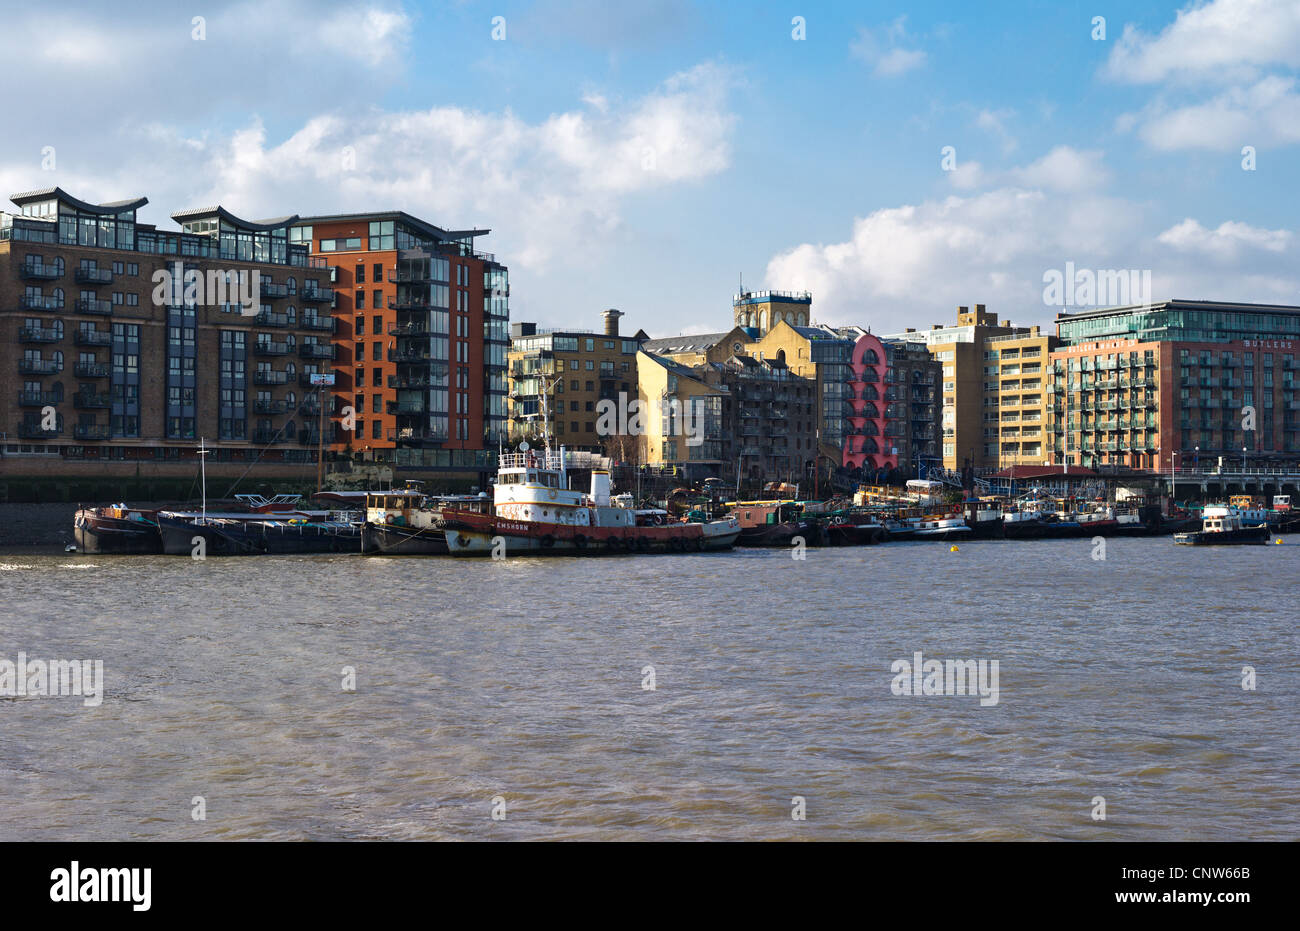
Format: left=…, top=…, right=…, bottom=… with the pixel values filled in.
left=1, top=536, right=1296, bottom=841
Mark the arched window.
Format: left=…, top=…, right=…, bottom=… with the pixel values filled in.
left=287, top=277, right=297, bottom=295
left=286, top=362, right=297, bottom=375
left=287, top=391, right=296, bottom=406
left=758, top=310, right=767, bottom=331
left=287, top=305, right=297, bottom=323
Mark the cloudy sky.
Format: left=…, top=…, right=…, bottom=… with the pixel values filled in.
left=3, top=0, right=1298, bottom=336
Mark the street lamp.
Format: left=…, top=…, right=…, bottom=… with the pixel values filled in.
left=1194, top=445, right=1199, bottom=470
left=1243, top=446, right=1248, bottom=473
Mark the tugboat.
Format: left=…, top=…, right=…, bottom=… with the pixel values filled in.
left=440, top=444, right=741, bottom=556
left=962, top=497, right=1005, bottom=539
left=1173, top=505, right=1270, bottom=545
left=360, top=483, right=490, bottom=555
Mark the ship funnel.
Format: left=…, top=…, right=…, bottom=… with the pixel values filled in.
left=590, top=470, right=612, bottom=506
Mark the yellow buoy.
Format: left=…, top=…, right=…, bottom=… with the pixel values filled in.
left=1276, top=539, right=1284, bottom=545
left=950, top=545, right=959, bottom=552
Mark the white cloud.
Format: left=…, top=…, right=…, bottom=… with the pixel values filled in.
left=975, top=109, right=1017, bottom=154
left=945, top=146, right=1108, bottom=193
left=1, top=63, right=738, bottom=277
left=1011, top=146, right=1110, bottom=192
left=1104, top=0, right=1300, bottom=85
left=1157, top=218, right=1293, bottom=257
left=1103, top=0, right=1300, bottom=150
left=850, top=17, right=927, bottom=77
left=947, top=161, right=985, bottom=190
left=1135, top=76, right=1300, bottom=150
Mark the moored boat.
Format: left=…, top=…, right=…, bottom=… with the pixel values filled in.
left=442, top=448, right=741, bottom=556
left=1173, top=505, right=1270, bottom=546
left=73, top=504, right=162, bottom=554
left=360, top=484, right=491, bottom=555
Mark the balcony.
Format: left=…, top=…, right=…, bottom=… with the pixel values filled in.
left=74, top=298, right=113, bottom=316
left=75, top=329, right=113, bottom=347
left=254, top=399, right=291, bottom=414
left=254, top=340, right=291, bottom=356
left=298, top=429, right=324, bottom=446
left=300, top=286, right=334, bottom=303
left=387, top=298, right=431, bottom=312
left=388, top=376, right=437, bottom=389
left=17, top=390, right=61, bottom=406
left=18, top=424, right=61, bottom=439
left=388, top=427, right=448, bottom=443
left=74, top=267, right=113, bottom=285
left=74, top=362, right=110, bottom=377
left=299, top=343, right=336, bottom=360
left=74, top=424, right=111, bottom=440
left=387, top=401, right=427, bottom=415
left=260, top=282, right=289, bottom=299
left=300, top=315, right=335, bottom=332
left=18, top=326, right=62, bottom=343
left=254, top=370, right=290, bottom=386
left=254, top=311, right=289, bottom=328
left=18, top=358, right=61, bottom=374
left=20, top=294, right=63, bottom=311
left=390, top=324, right=435, bottom=338
left=74, top=392, right=111, bottom=409
left=20, top=260, right=62, bottom=280
left=253, top=428, right=285, bottom=444
left=299, top=400, right=322, bottom=417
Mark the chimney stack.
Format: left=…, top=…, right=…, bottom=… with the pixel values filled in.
left=602, top=308, right=624, bottom=337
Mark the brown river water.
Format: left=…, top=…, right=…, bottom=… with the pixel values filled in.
left=0, top=536, right=1296, bottom=840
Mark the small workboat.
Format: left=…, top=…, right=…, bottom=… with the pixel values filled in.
left=1173, top=505, right=1270, bottom=546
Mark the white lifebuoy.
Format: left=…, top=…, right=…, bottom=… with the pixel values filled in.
left=548, top=488, right=558, bottom=500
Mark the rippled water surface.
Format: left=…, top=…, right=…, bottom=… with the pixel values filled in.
left=1, top=536, right=1296, bottom=840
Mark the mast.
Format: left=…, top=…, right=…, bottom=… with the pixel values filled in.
left=197, top=437, right=210, bottom=524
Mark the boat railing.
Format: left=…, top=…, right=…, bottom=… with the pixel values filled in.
left=499, top=450, right=565, bottom=470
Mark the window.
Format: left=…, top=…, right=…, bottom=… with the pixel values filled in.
left=373, top=290, right=382, bottom=309
left=372, top=343, right=381, bottom=361
left=373, top=263, right=383, bottom=282
left=355, top=264, right=365, bottom=284
left=372, top=316, right=383, bottom=335
left=356, top=291, right=365, bottom=310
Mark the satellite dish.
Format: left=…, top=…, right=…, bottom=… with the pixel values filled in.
left=519, top=441, right=530, bottom=452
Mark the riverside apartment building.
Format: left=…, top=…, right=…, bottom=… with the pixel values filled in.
left=291, top=212, right=509, bottom=471
left=0, top=187, right=335, bottom=484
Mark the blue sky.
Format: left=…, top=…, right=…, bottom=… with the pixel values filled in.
left=3, top=0, right=1298, bottom=335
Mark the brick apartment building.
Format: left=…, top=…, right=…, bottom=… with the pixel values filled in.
left=1, top=187, right=334, bottom=484
left=291, top=212, right=509, bottom=470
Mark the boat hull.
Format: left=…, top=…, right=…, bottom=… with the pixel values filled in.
left=442, top=512, right=741, bottom=556
left=360, top=522, right=449, bottom=555
left=158, top=516, right=360, bottom=556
